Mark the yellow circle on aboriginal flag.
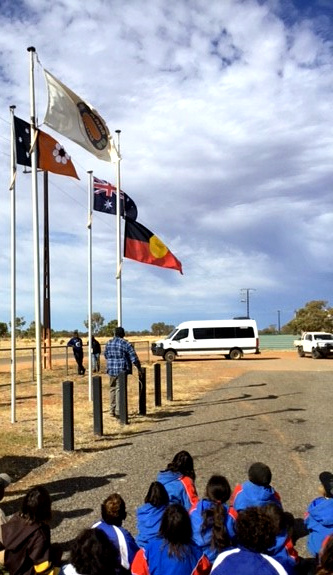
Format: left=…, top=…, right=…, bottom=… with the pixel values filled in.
left=149, top=235, right=168, bottom=258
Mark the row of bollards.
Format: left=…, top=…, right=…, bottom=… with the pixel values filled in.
left=63, top=362, right=173, bottom=451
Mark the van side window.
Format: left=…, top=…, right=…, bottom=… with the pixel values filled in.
left=215, top=327, right=236, bottom=338
left=235, top=326, right=255, bottom=338
left=193, top=328, right=215, bottom=339
left=172, top=329, right=188, bottom=341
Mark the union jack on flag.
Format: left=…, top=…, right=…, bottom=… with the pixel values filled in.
left=93, top=176, right=137, bottom=220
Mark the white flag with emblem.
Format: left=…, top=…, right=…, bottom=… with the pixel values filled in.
left=43, top=69, right=119, bottom=162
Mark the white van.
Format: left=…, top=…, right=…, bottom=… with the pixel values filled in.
left=151, top=319, right=260, bottom=362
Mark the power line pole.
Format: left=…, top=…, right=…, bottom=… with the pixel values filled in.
left=240, top=288, right=256, bottom=318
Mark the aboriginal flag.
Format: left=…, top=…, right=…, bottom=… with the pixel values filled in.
left=124, top=218, right=183, bottom=274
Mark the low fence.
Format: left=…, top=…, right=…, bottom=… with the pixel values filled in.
left=0, top=340, right=151, bottom=380
left=259, top=335, right=295, bottom=350
left=0, top=336, right=297, bottom=380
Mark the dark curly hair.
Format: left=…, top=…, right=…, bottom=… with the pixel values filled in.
left=263, top=502, right=288, bottom=535
left=159, top=503, right=193, bottom=559
left=236, top=506, right=276, bottom=553
left=317, top=535, right=333, bottom=575
left=144, top=482, right=169, bottom=507
left=20, top=485, right=52, bottom=524
left=70, top=528, right=119, bottom=575
left=201, top=475, right=231, bottom=552
left=166, top=450, right=196, bottom=481
left=101, top=493, right=126, bottom=526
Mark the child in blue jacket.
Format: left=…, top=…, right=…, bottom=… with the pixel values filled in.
left=190, top=475, right=233, bottom=562
left=304, top=471, right=333, bottom=557
left=264, top=503, right=299, bottom=575
left=92, top=493, right=139, bottom=571
left=136, top=481, right=169, bottom=549
left=131, top=503, right=211, bottom=575
left=156, top=450, right=199, bottom=511
left=228, top=462, right=282, bottom=533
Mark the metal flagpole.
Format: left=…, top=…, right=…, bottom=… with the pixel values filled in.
left=43, top=171, right=52, bottom=370
left=9, top=105, right=17, bottom=423
left=28, top=46, right=43, bottom=448
left=87, top=171, right=93, bottom=401
left=115, top=130, right=122, bottom=326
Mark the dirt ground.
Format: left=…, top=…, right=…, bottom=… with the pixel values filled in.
left=0, top=349, right=331, bottom=492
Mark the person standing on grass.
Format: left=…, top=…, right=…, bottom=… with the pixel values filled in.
left=91, top=335, right=101, bottom=373
left=67, top=330, right=85, bottom=375
left=104, top=327, right=142, bottom=417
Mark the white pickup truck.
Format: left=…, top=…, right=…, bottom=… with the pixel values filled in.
left=294, top=332, right=333, bottom=358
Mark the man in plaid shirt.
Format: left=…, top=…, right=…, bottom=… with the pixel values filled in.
left=104, top=326, right=142, bottom=417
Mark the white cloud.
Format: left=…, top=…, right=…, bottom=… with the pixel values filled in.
left=1, top=0, right=333, bottom=332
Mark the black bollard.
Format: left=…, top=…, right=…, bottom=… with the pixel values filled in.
left=166, top=361, right=173, bottom=401
left=154, top=363, right=161, bottom=406
left=93, top=376, right=103, bottom=436
left=63, top=380, right=74, bottom=451
left=118, top=371, right=128, bottom=425
left=138, top=368, right=146, bottom=415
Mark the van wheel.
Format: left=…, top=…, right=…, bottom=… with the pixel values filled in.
left=229, top=348, right=243, bottom=360
left=164, top=350, right=176, bottom=362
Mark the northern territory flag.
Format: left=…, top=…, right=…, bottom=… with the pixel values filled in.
left=124, top=218, right=183, bottom=274
left=14, top=115, right=79, bottom=179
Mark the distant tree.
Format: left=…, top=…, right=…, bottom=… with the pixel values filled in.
left=0, top=322, right=8, bottom=337
left=151, top=322, right=174, bottom=336
left=9, top=316, right=26, bottom=337
left=84, top=312, right=105, bottom=335
left=100, top=319, right=118, bottom=337
left=281, top=300, right=333, bottom=334
left=25, top=321, right=36, bottom=338
left=259, top=325, right=278, bottom=335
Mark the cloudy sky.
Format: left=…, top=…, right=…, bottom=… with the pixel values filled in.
left=1, top=0, right=333, bottom=333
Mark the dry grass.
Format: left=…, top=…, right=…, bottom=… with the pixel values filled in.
left=0, top=338, right=301, bottom=489
left=0, top=338, right=236, bottom=487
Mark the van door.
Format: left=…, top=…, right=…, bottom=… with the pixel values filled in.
left=169, top=328, right=192, bottom=356
left=192, top=326, right=221, bottom=355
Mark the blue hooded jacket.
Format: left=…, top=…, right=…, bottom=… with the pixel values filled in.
left=267, top=530, right=299, bottom=575
left=190, top=499, right=233, bottom=562
left=304, top=496, right=333, bottom=556
left=231, top=481, right=282, bottom=511
left=228, top=482, right=282, bottom=539
left=156, top=470, right=199, bottom=511
left=211, top=547, right=288, bottom=575
left=135, top=503, right=168, bottom=549
left=92, top=520, right=139, bottom=570
left=131, top=536, right=211, bottom=575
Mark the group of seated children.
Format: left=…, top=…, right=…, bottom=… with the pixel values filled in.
left=0, top=452, right=333, bottom=575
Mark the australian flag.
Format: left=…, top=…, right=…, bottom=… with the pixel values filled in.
left=93, top=177, right=137, bottom=220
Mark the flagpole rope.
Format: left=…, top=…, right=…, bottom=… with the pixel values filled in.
left=9, top=170, right=17, bottom=191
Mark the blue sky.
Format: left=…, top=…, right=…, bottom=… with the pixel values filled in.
left=1, top=0, right=333, bottom=332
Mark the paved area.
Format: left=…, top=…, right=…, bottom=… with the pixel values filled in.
left=2, top=368, right=333, bottom=560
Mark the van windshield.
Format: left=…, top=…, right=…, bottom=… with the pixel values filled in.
left=172, top=329, right=189, bottom=341
left=167, top=328, right=177, bottom=339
